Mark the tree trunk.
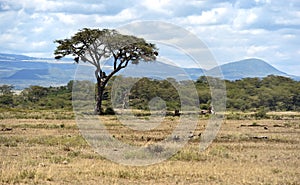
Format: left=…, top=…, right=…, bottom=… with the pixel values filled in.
left=95, top=77, right=104, bottom=115
left=93, top=59, right=124, bottom=115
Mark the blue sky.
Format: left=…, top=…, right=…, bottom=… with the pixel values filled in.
left=0, top=0, right=299, bottom=75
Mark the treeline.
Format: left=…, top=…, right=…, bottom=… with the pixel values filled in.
left=0, top=82, right=73, bottom=110
left=0, top=75, right=299, bottom=112
left=225, top=75, right=300, bottom=111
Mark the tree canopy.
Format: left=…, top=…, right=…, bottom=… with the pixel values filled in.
left=54, top=28, right=158, bottom=114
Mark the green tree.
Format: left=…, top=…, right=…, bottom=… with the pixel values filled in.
left=54, top=28, right=158, bottom=114
left=0, top=85, right=14, bottom=107
left=0, top=85, right=14, bottom=95
left=21, top=86, right=48, bottom=103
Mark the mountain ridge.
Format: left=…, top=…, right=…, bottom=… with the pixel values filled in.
left=0, top=53, right=299, bottom=89
left=207, top=58, right=293, bottom=80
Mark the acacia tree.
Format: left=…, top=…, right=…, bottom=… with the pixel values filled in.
left=54, top=28, right=158, bottom=114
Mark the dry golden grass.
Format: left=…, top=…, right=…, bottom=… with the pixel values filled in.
left=0, top=116, right=299, bottom=184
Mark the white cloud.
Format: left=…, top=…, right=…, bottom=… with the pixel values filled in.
left=246, top=12, right=258, bottom=24
left=141, top=0, right=172, bottom=15
left=0, top=0, right=106, bottom=14
left=254, top=0, right=271, bottom=4
left=95, top=8, right=139, bottom=24
left=32, top=27, right=44, bottom=34
left=187, top=7, right=231, bottom=25
left=55, top=13, right=77, bottom=25
left=246, top=45, right=270, bottom=56
left=233, top=8, right=260, bottom=29
left=31, top=41, right=48, bottom=49
left=0, top=0, right=299, bottom=76
left=274, top=10, right=300, bottom=26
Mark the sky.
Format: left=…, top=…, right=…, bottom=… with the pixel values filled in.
left=0, top=0, right=299, bottom=76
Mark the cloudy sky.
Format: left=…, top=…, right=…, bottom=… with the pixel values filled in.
left=0, top=0, right=299, bottom=75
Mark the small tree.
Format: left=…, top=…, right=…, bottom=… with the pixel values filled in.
left=0, top=85, right=14, bottom=95
left=0, top=85, right=14, bottom=107
left=54, top=28, right=158, bottom=114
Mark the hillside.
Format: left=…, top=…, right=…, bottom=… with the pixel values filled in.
left=207, top=58, right=291, bottom=80
left=0, top=53, right=299, bottom=89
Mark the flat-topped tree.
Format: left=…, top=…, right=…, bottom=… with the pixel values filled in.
left=54, top=28, right=158, bottom=115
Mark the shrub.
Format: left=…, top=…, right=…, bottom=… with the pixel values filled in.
left=104, top=107, right=115, bottom=115
left=254, top=107, right=268, bottom=119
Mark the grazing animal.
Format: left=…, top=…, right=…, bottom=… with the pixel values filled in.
left=188, top=132, right=194, bottom=139
left=200, top=109, right=209, bottom=115
left=200, top=105, right=215, bottom=115
left=1, top=127, right=12, bottom=131
left=173, top=135, right=180, bottom=141
left=174, top=109, right=180, bottom=116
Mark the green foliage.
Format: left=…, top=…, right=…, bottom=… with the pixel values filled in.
left=0, top=84, right=72, bottom=111
left=0, top=85, right=14, bottom=95
left=54, top=28, right=158, bottom=114
left=0, top=95, right=14, bottom=106
left=225, top=75, right=300, bottom=111
left=113, top=77, right=181, bottom=111
left=0, top=85, right=14, bottom=108
left=254, top=107, right=269, bottom=119
left=0, top=75, right=299, bottom=113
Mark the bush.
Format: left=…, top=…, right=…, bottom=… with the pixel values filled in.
left=254, top=107, right=268, bottom=119
left=0, top=95, right=14, bottom=107
left=104, top=107, right=115, bottom=115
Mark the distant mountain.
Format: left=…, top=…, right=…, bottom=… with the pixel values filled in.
left=4, top=69, right=49, bottom=80
left=0, top=53, right=36, bottom=61
left=0, top=53, right=299, bottom=89
left=184, top=68, right=206, bottom=80
left=0, top=53, right=76, bottom=89
left=116, top=61, right=205, bottom=80
left=207, top=58, right=294, bottom=80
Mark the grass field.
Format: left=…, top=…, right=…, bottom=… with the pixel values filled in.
left=0, top=113, right=299, bottom=184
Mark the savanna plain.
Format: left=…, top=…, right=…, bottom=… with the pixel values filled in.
left=0, top=111, right=299, bottom=185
